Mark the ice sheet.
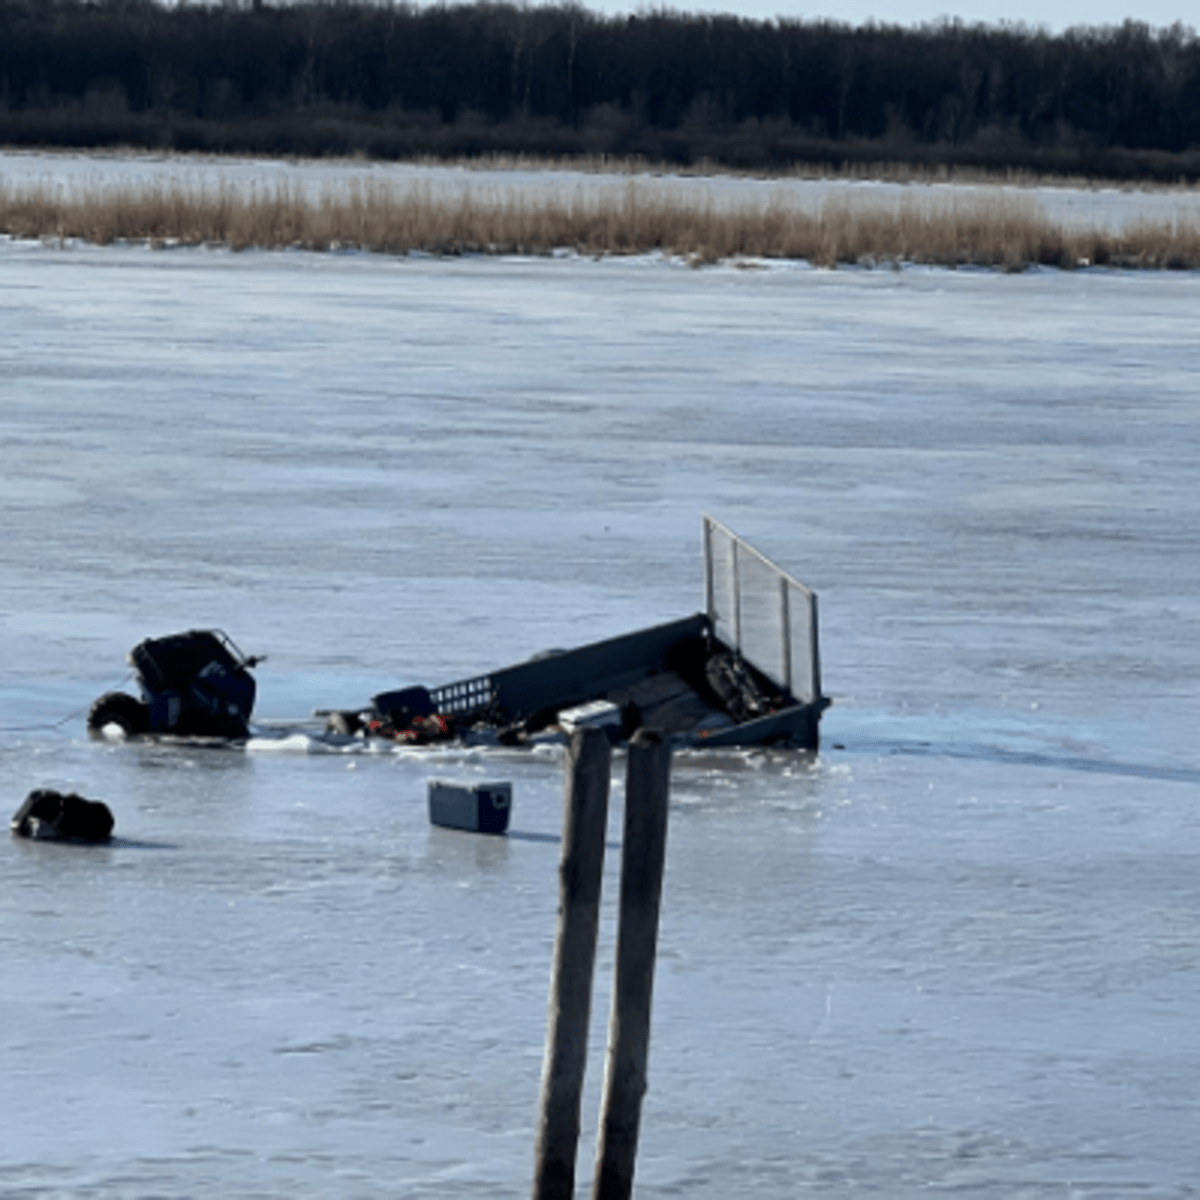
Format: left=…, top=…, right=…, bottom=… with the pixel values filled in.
left=2, top=172, right=1199, bottom=1197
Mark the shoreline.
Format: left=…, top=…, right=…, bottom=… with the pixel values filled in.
left=3, top=166, right=1198, bottom=270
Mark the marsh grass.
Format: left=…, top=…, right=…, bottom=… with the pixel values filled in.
left=2, top=173, right=1199, bottom=270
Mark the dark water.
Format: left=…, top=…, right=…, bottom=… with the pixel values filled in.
left=2, top=230, right=1198, bottom=1196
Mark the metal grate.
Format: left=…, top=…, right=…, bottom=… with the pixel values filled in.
left=703, top=514, right=821, bottom=704
left=430, top=675, right=495, bottom=716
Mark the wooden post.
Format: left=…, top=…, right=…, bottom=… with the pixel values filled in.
left=592, top=727, right=672, bottom=1200
left=533, top=726, right=613, bottom=1200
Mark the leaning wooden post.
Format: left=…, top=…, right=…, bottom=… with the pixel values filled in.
left=533, top=725, right=613, bottom=1200
left=592, top=727, right=672, bottom=1200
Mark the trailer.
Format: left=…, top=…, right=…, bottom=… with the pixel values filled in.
left=328, top=516, right=830, bottom=751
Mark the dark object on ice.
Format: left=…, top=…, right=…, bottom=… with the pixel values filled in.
left=428, top=780, right=512, bottom=835
left=11, top=788, right=114, bottom=842
left=373, top=685, right=435, bottom=725
left=325, top=687, right=459, bottom=744
left=87, top=629, right=261, bottom=740
left=338, top=515, right=831, bottom=751
left=325, top=685, right=434, bottom=738
left=324, top=709, right=363, bottom=736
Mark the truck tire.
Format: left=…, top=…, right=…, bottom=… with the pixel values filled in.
left=87, top=691, right=149, bottom=738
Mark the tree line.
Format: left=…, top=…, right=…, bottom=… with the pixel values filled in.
left=2, top=0, right=1199, bottom=180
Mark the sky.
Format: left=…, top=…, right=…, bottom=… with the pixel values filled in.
left=576, top=0, right=1194, bottom=33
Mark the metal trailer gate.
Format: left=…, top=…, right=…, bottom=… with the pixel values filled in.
left=702, top=514, right=822, bottom=707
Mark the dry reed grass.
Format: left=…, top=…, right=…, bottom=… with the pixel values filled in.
left=2, top=174, right=1198, bottom=270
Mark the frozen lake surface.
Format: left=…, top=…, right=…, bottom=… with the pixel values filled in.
left=2, top=170, right=1199, bottom=1196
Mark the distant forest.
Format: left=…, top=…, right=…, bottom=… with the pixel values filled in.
left=3, top=0, right=1200, bottom=180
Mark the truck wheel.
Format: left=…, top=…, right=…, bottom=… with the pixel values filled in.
left=87, top=691, right=149, bottom=738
